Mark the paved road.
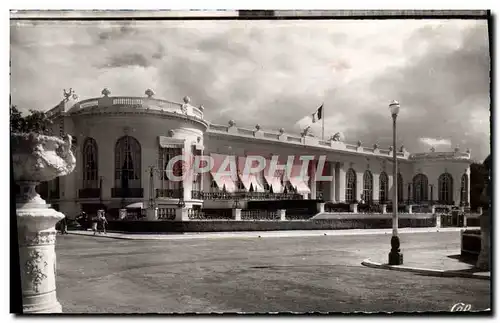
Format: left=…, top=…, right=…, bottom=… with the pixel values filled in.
left=55, top=232, right=490, bottom=314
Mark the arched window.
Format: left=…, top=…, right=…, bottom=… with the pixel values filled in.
left=345, top=168, right=356, bottom=202
left=115, top=136, right=141, bottom=189
left=379, top=172, right=388, bottom=203
left=412, top=174, right=428, bottom=203
left=363, top=170, right=373, bottom=203
left=82, top=137, right=98, bottom=189
left=398, top=173, right=404, bottom=202
left=460, top=174, right=469, bottom=204
left=438, top=173, right=454, bottom=205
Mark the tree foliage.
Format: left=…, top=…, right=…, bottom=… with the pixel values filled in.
left=10, top=105, right=53, bottom=135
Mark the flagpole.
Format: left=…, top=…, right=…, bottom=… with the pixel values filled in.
left=322, top=103, right=325, bottom=140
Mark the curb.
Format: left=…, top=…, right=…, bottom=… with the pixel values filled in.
left=67, top=227, right=475, bottom=241
left=361, top=259, right=490, bottom=281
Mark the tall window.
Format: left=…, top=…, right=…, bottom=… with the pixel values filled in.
left=379, top=172, right=388, bottom=202
left=412, top=174, right=428, bottom=203
left=460, top=174, right=469, bottom=204
left=82, top=137, right=98, bottom=189
left=398, top=173, right=404, bottom=202
left=115, top=136, right=141, bottom=189
left=363, top=170, right=373, bottom=203
left=438, top=173, right=454, bottom=204
left=158, top=147, right=182, bottom=190
left=345, top=168, right=356, bottom=202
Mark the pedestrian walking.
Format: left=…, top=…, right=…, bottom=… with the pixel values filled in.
left=98, top=209, right=108, bottom=234
left=91, top=213, right=98, bottom=235
left=60, top=215, right=68, bottom=234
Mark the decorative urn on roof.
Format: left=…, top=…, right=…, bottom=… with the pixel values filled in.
left=145, top=89, right=155, bottom=98
left=228, top=120, right=235, bottom=127
left=101, top=88, right=111, bottom=97
left=183, top=96, right=191, bottom=104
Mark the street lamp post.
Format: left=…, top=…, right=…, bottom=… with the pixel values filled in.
left=389, top=100, right=403, bottom=265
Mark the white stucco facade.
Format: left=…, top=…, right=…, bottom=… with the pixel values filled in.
left=41, top=89, right=473, bottom=219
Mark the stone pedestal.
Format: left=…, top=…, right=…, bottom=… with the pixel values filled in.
left=17, top=186, right=63, bottom=313
left=381, top=204, right=387, bottom=214
left=12, top=133, right=76, bottom=314
left=476, top=209, right=490, bottom=270
left=435, top=213, right=441, bottom=229
left=431, top=205, right=436, bottom=214
left=146, top=208, right=158, bottom=221
left=317, top=202, right=325, bottom=213
left=175, top=208, right=189, bottom=221
left=233, top=208, right=242, bottom=221
left=407, top=205, right=413, bottom=214
left=279, top=209, right=286, bottom=221
left=350, top=203, right=358, bottom=213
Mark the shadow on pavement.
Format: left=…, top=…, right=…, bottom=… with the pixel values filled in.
left=447, top=254, right=478, bottom=266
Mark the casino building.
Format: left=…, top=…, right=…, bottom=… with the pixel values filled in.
left=39, top=88, right=473, bottom=220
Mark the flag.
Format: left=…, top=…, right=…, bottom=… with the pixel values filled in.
left=311, top=104, right=323, bottom=123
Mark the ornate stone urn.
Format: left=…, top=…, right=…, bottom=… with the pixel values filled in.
left=476, top=154, right=491, bottom=271
left=12, top=133, right=76, bottom=313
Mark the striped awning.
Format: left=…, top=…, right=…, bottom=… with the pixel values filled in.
left=210, top=153, right=237, bottom=193
left=263, top=158, right=284, bottom=193
left=158, top=136, right=185, bottom=148
left=237, top=156, right=264, bottom=192
left=287, top=164, right=311, bottom=194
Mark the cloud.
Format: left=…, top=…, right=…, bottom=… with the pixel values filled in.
left=419, top=138, right=452, bottom=148
left=10, top=19, right=490, bottom=160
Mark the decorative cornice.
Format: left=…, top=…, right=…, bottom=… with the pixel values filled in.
left=69, top=109, right=209, bottom=129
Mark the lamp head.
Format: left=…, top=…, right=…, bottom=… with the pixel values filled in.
left=389, top=100, right=400, bottom=116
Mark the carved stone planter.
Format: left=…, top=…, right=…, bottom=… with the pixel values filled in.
left=12, top=133, right=76, bottom=313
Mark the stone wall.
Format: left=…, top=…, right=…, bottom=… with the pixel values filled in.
left=106, top=214, right=436, bottom=233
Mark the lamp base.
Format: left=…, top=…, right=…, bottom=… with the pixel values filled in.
left=388, top=235, right=404, bottom=265
left=388, top=251, right=404, bottom=265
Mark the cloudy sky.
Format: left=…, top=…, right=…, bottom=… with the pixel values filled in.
left=10, top=18, right=490, bottom=160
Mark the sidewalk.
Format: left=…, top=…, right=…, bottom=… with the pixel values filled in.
left=68, top=226, right=477, bottom=241
left=362, top=246, right=490, bottom=280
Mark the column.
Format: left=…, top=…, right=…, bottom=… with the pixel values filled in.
left=373, top=173, right=380, bottom=202
left=356, top=171, right=363, bottom=202
left=388, top=174, right=394, bottom=201
left=336, top=163, right=345, bottom=202
left=309, top=160, right=317, bottom=200
left=329, top=161, right=336, bottom=202
left=182, top=147, right=193, bottom=202
left=453, top=173, right=461, bottom=206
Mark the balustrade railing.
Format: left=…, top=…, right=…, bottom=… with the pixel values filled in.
left=156, top=188, right=183, bottom=198
left=195, top=191, right=303, bottom=200
left=157, top=208, right=176, bottom=220
left=78, top=188, right=101, bottom=199
left=240, top=209, right=279, bottom=220
left=111, top=188, right=144, bottom=198
left=188, top=208, right=233, bottom=220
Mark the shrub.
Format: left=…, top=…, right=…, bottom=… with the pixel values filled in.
left=10, top=105, right=53, bottom=135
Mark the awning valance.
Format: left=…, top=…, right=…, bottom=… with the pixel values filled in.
left=288, top=177, right=311, bottom=194
left=159, top=136, right=185, bottom=148
left=237, top=156, right=264, bottom=192
left=287, top=164, right=311, bottom=194
left=211, top=173, right=236, bottom=193
left=264, top=175, right=283, bottom=193
left=210, top=153, right=237, bottom=193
